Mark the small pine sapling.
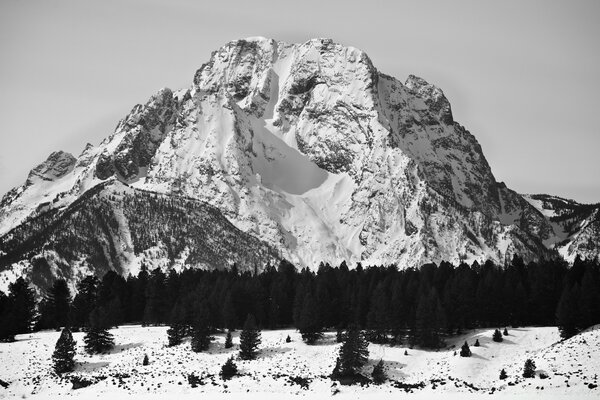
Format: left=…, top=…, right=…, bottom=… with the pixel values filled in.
left=503, top=327, right=508, bottom=336
left=499, top=369, right=508, bottom=380
left=523, top=359, right=536, bottom=378
left=220, top=356, right=238, bottom=380
left=225, top=330, right=233, bottom=349
left=371, top=359, right=386, bottom=384
left=143, top=354, right=149, bottom=365
left=474, top=339, right=480, bottom=347
left=493, top=329, right=503, bottom=342
left=285, top=335, right=291, bottom=343
left=460, top=341, right=471, bottom=357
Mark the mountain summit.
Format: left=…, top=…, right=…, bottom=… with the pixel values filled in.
left=1, top=37, right=598, bottom=288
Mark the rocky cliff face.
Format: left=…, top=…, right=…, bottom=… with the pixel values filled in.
left=0, top=37, right=597, bottom=288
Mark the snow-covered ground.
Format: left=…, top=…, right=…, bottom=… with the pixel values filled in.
left=1, top=325, right=598, bottom=399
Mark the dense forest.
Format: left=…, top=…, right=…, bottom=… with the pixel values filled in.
left=0, top=255, right=599, bottom=348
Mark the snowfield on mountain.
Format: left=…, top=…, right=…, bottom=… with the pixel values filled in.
left=1, top=325, right=599, bottom=399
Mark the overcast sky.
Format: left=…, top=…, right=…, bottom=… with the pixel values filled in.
left=0, top=0, right=598, bottom=203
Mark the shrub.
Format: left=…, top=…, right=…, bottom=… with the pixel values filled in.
left=523, top=359, right=536, bottom=378
left=220, top=356, right=238, bottom=380
left=493, top=329, right=503, bottom=343
left=460, top=341, right=471, bottom=357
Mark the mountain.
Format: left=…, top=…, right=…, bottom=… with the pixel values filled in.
left=0, top=37, right=598, bottom=289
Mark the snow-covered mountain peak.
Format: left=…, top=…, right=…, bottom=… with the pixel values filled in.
left=1, top=38, right=598, bottom=288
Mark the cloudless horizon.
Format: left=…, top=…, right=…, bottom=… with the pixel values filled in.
left=1, top=0, right=599, bottom=203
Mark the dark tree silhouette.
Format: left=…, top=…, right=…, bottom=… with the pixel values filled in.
left=493, top=329, right=503, bottom=342
left=460, top=341, right=471, bottom=357
left=52, top=327, right=76, bottom=374
left=220, top=356, right=238, bottom=380
left=332, top=325, right=369, bottom=380
left=371, top=359, right=386, bottom=384
left=84, top=307, right=114, bottom=354
left=239, top=314, right=261, bottom=360
left=523, top=359, right=536, bottom=378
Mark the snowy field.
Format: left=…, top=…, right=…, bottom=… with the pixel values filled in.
left=1, top=325, right=599, bottom=399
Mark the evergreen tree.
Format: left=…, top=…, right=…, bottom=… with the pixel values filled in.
left=371, top=359, right=386, bottom=384
left=366, top=282, right=390, bottom=343
left=225, top=330, right=233, bottom=348
left=460, top=341, right=471, bottom=357
left=413, top=289, right=446, bottom=348
left=167, top=301, right=187, bottom=347
left=474, top=339, right=480, bottom=347
left=190, top=304, right=211, bottom=352
left=143, top=354, right=149, bottom=366
left=493, top=329, right=503, bottom=342
left=0, top=290, right=16, bottom=342
left=523, top=359, right=536, bottom=378
left=222, top=292, right=237, bottom=330
left=84, top=307, right=114, bottom=354
left=70, top=276, right=99, bottom=330
left=52, top=327, right=76, bottom=374
left=285, top=335, right=291, bottom=343
left=556, top=283, right=579, bottom=339
left=296, top=292, right=323, bottom=344
left=7, top=277, right=36, bottom=335
left=332, top=325, right=369, bottom=379
left=499, top=369, right=508, bottom=380
left=239, top=314, right=261, bottom=360
left=220, top=356, right=238, bottom=380
left=503, top=327, right=508, bottom=336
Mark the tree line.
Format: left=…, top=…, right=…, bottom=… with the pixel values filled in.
left=0, top=255, right=598, bottom=347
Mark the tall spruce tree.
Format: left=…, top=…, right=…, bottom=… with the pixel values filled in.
left=52, top=327, right=76, bottom=374
left=7, top=277, right=36, bottom=335
left=225, top=330, right=233, bottom=349
left=70, top=275, right=99, bottom=330
left=333, top=325, right=369, bottom=379
left=239, top=314, right=261, bottom=360
left=190, top=302, right=211, bottom=352
left=167, top=301, right=187, bottom=347
left=84, top=307, right=114, bottom=354
left=556, top=282, right=580, bottom=339
left=296, top=292, right=323, bottom=344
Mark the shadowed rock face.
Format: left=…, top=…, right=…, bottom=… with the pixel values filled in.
left=0, top=37, right=597, bottom=289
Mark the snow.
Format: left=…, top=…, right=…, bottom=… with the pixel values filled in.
left=1, top=325, right=599, bottom=399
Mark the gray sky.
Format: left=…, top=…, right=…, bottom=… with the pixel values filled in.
left=1, top=0, right=599, bottom=203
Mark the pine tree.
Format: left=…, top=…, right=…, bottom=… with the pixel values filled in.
left=332, top=325, right=369, bottom=379
left=239, top=314, right=261, bottom=360
left=7, top=277, right=36, bottom=335
left=285, top=335, right=291, bottom=343
left=220, top=356, right=238, bottom=380
left=49, top=279, right=71, bottom=329
left=84, top=307, right=114, bottom=354
left=70, top=276, right=99, bottom=330
left=296, top=292, right=323, bottom=345
left=167, top=301, right=187, bottom=347
left=460, top=341, right=471, bottom=357
left=52, top=327, right=76, bottom=374
left=556, top=283, right=580, bottom=339
left=190, top=301, right=211, bottom=352
left=499, top=368, right=508, bottom=380
left=190, top=319, right=211, bottom=352
left=474, top=339, right=480, bottom=347
left=503, top=327, right=508, bottom=336
left=493, top=329, right=503, bottom=342
left=225, top=330, right=233, bottom=348
left=523, top=359, right=536, bottom=378
left=371, top=359, right=386, bottom=384
left=143, top=354, right=149, bottom=366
